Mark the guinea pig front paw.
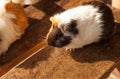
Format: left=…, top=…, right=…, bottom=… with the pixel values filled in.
left=0, top=41, right=9, bottom=55
left=65, top=48, right=75, bottom=52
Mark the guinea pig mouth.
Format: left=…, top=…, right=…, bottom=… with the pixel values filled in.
left=47, top=27, right=71, bottom=47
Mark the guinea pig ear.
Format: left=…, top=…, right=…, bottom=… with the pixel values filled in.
left=50, top=16, right=59, bottom=28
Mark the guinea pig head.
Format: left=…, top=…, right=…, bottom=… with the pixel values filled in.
left=47, top=17, right=78, bottom=48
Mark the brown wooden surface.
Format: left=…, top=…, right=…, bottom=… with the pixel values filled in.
left=0, top=0, right=120, bottom=79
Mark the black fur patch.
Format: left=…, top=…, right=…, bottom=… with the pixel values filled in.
left=67, top=20, right=78, bottom=35
left=47, top=26, right=71, bottom=47
left=82, top=0, right=115, bottom=39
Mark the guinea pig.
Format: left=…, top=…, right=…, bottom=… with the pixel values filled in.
left=0, top=0, right=35, bottom=54
left=47, top=1, right=115, bottom=50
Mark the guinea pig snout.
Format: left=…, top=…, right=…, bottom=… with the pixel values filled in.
left=47, top=27, right=71, bottom=47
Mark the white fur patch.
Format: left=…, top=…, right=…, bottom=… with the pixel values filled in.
left=54, top=5, right=103, bottom=49
left=12, top=0, right=39, bottom=5
left=0, top=0, right=28, bottom=54
left=0, top=0, right=10, bottom=16
left=0, top=12, right=22, bottom=54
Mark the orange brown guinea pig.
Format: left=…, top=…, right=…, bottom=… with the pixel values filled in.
left=0, top=0, right=35, bottom=54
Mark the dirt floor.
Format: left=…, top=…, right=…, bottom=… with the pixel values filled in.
left=1, top=0, right=120, bottom=79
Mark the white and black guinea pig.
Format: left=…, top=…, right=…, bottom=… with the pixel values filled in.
left=47, top=1, right=115, bottom=50
left=0, top=0, right=37, bottom=54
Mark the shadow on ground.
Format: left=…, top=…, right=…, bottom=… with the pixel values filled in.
left=71, top=23, right=120, bottom=63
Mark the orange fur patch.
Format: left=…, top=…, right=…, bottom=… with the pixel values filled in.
left=50, top=16, right=59, bottom=28
left=46, top=17, right=60, bottom=38
left=5, top=1, right=28, bottom=33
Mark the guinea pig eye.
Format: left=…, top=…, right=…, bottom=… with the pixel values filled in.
left=67, top=19, right=78, bottom=35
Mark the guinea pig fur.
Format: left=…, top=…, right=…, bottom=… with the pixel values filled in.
left=0, top=0, right=33, bottom=54
left=47, top=1, right=115, bottom=50
left=12, top=0, right=38, bottom=5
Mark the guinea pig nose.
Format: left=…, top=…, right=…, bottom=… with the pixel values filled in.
left=47, top=26, right=71, bottom=47
left=54, top=35, right=71, bottom=47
